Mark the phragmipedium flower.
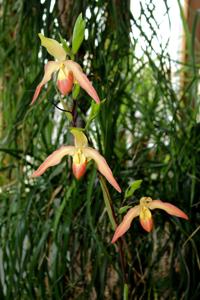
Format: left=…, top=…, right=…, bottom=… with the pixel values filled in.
left=31, top=34, right=100, bottom=105
left=32, top=129, right=121, bottom=193
left=111, top=197, right=188, bottom=243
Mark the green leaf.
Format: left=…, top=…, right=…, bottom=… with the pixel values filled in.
left=72, top=13, right=86, bottom=54
left=118, top=205, right=132, bottom=214
left=85, top=99, right=106, bottom=129
left=99, top=175, right=117, bottom=230
left=53, top=182, right=75, bottom=238
left=125, top=180, right=142, bottom=199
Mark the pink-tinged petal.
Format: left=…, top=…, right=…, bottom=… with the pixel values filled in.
left=149, top=200, right=189, bottom=220
left=72, top=161, right=87, bottom=179
left=32, top=146, right=75, bottom=177
left=111, top=206, right=140, bottom=243
left=72, top=148, right=87, bottom=179
left=83, top=147, right=121, bottom=193
left=39, top=33, right=66, bottom=61
left=31, top=84, right=43, bottom=105
left=64, top=60, right=100, bottom=104
left=31, top=61, right=60, bottom=105
left=139, top=217, right=153, bottom=232
left=139, top=207, right=153, bottom=232
left=57, top=72, right=74, bottom=95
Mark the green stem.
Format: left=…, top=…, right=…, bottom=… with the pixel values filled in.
left=123, top=283, right=129, bottom=300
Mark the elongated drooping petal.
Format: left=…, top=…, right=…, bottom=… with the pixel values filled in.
left=111, top=206, right=140, bottom=243
left=31, top=61, right=60, bottom=105
left=83, top=147, right=121, bottom=193
left=39, top=33, right=66, bottom=61
left=65, top=60, right=100, bottom=104
left=149, top=200, right=189, bottom=220
left=32, top=146, right=75, bottom=177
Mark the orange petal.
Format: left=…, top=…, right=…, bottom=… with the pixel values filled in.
left=139, top=206, right=153, bottom=232
left=83, top=147, right=121, bottom=193
left=57, top=72, right=74, bottom=95
left=149, top=200, right=189, bottom=220
left=111, top=206, right=140, bottom=243
left=32, top=146, right=75, bottom=177
left=31, top=61, right=60, bottom=105
left=72, top=161, right=87, bottom=179
left=139, top=216, right=153, bottom=232
left=64, top=60, right=100, bottom=104
left=39, top=33, right=66, bottom=61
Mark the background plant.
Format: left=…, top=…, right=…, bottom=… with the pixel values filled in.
left=0, top=0, right=200, bottom=299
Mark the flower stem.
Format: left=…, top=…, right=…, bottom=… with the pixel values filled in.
left=71, top=99, right=77, bottom=127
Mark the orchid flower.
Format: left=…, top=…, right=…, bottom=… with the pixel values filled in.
left=31, top=34, right=100, bottom=105
left=111, top=197, right=188, bottom=243
left=32, top=129, right=121, bottom=193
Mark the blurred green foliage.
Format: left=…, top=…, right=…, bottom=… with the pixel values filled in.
left=0, top=0, right=200, bottom=299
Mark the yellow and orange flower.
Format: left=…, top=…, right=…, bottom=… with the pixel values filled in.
left=111, top=197, right=188, bottom=243
left=31, top=34, right=100, bottom=104
left=32, top=129, right=121, bottom=193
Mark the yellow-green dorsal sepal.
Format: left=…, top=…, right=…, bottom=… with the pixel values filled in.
left=71, top=128, right=88, bottom=148
left=38, top=33, right=66, bottom=61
